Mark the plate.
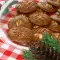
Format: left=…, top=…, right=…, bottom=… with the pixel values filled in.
left=0, top=0, right=31, bottom=51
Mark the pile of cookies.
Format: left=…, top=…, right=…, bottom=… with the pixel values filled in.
left=8, top=0, right=60, bottom=46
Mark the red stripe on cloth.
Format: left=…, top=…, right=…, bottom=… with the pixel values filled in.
left=16, top=55, right=24, bottom=60
left=7, top=13, right=13, bottom=18
left=2, top=17, right=10, bottom=24
left=2, top=13, right=13, bottom=24
left=2, top=20, right=8, bottom=24
left=4, top=50, right=12, bottom=56
left=4, top=29, right=9, bottom=33
left=9, top=7, right=17, bottom=11
left=0, top=39, right=4, bottom=43
left=0, top=42, right=4, bottom=45
left=11, top=8, right=17, bottom=11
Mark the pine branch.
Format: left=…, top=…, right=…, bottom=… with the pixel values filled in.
left=41, top=32, right=60, bottom=53
left=22, top=50, right=37, bottom=60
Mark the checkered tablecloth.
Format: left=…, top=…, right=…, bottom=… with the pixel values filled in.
left=0, top=38, right=24, bottom=60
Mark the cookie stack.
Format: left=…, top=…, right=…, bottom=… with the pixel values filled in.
left=8, top=0, right=60, bottom=46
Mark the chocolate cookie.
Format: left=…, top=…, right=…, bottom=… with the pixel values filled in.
left=48, top=21, right=60, bottom=32
left=16, top=1, right=37, bottom=13
left=32, top=27, right=52, bottom=41
left=48, top=0, right=60, bottom=8
left=37, top=2, right=55, bottom=12
left=8, top=26, right=34, bottom=45
left=8, top=15, right=32, bottom=29
left=29, top=12, right=51, bottom=26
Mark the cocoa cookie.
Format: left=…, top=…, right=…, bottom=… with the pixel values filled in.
left=48, top=0, right=60, bottom=8
left=16, top=1, right=37, bottom=13
left=48, top=21, right=60, bottom=32
left=29, top=12, right=51, bottom=26
left=8, top=15, right=32, bottom=29
left=32, top=27, right=52, bottom=41
left=37, top=2, right=55, bottom=12
left=8, top=26, right=34, bottom=45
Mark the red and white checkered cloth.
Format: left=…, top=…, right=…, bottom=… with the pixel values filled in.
left=0, top=39, right=24, bottom=60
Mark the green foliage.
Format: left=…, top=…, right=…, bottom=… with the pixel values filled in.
left=41, top=32, right=60, bottom=53
left=22, top=32, right=60, bottom=60
left=22, top=50, right=37, bottom=60
left=3, top=8, right=9, bottom=14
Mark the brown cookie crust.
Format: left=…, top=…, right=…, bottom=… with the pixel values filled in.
left=29, top=12, right=51, bottom=26
left=16, top=1, right=37, bottom=13
left=48, top=21, right=60, bottom=32
left=37, top=2, right=55, bottom=12
left=8, top=15, right=32, bottom=29
left=8, top=26, right=34, bottom=45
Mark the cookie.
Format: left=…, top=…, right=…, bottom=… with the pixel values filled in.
left=8, top=26, right=34, bottom=45
left=16, top=1, right=37, bottom=13
left=48, top=0, right=60, bottom=8
left=29, top=12, right=51, bottom=26
left=48, top=21, right=60, bottom=32
left=8, top=15, right=32, bottom=29
left=37, top=2, right=55, bottom=12
left=32, top=27, right=52, bottom=41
